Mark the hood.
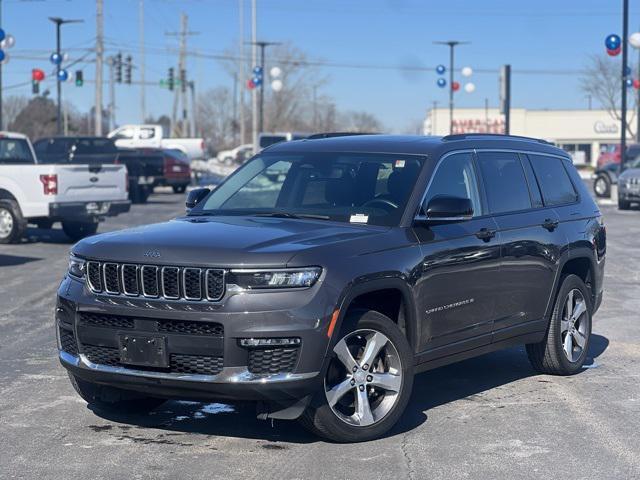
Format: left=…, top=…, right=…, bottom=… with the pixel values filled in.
left=619, top=168, right=640, bottom=180
left=73, top=216, right=388, bottom=268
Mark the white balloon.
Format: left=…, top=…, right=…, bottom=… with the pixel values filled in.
left=461, top=66, right=473, bottom=77
left=464, top=82, right=476, bottom=93
left=271, top=79, right=283, bottom=92
left=630, top=32, right=640, bottom=49
left=1, top=34, right=15, bottom=49
left=63, top=52, right=69, bottom=61
left=270, top=66, right=282, bottom=78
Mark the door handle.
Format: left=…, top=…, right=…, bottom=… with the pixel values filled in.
left=475, top=228, right=496, bottom=241
left=542, top=218, right=559, bottom=231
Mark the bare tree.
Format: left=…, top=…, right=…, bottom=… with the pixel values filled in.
left=8, top=97, right=58, bottom=140
left=338, top=111, right=385, bottom=133
left=2, top=95, right=29, bottom=128
left=196, top=86, right=236, bottom=153
left=581, top=54, right=637, bottom=137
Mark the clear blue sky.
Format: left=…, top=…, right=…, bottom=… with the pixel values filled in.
left=2, top=0, right=639, bottom=132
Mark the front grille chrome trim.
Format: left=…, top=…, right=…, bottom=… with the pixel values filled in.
left=86, top=261, right=226, bottom=303
left=59, top=351, right=318, bottom=384
left=103, top=263, right=120, bottom=294
left=120, top=264, right=140, bottom=296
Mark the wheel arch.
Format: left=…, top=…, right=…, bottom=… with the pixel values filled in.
left=546, top=252, right=597, bottom=320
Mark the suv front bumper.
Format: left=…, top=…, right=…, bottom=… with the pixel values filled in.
left=56, top=275, right=332, bottom=403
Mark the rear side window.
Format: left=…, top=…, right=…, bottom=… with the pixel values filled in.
left=0, top=138, right=35, bottom=164
left=528, top=154, right=578, bottom=206
left=520, top=156, right=544, bottom=208
left=476, top=152, right=532, bottom=214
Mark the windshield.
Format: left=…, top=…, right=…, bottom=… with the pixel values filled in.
left=0, top=138, right=35, bottom=164
left=195, top=152, right=425, bottom=226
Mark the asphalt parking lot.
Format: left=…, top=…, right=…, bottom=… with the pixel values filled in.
left=1, top=185, right=639, bottom=480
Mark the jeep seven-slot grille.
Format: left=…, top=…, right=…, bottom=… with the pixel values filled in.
left=86, top=261, right=225, bottom=302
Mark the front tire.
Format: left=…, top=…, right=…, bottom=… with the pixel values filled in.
left=62, top=220, right=99, bottom=241
left=593, top=174, right=611, bottom=198
left=172, top=185, right=187, bottom=194
left=0, top=199, right=26, bottom=244
left=68, top=373, right=165, bottom=413
left=300, top=310, right=414, bottom=442
left=618, top=198, right=632, bottom=210
left=526, top=274, right=592, bottom=375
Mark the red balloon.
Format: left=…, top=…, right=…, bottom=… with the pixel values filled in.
left=452, top=81, right=460, bottom=92
left=634, top=79, right=640, bottom=90
left=32, top=68, right=45, bottom=82
left=607, top=46, right=621, bottom=56
left=246, top=79, right=256, bottom=90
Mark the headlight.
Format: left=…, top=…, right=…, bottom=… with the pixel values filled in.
left=230, top=267, right=322, bottom=289
left=68, top=254, right=86, bottom=278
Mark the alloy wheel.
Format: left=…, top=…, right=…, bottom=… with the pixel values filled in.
left=594, top=177, right=607, bottom=196
left=0, top=208, right=14, bottom=239
left=324, top=329, right=402, bottom=427
left=560, top=288, right=589, bottom=362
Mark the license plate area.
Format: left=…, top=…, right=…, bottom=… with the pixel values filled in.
left=118, top=334, right=169, bottom=368
left=86, top=202, right=111, bottom=215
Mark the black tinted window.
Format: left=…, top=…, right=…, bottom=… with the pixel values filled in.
left=477, top=152, right=532, bottom=214
left=0, top=138, right=34, bottom=164
left=528, top=154, right=578, bottom=206
left=425, top=153, right=482, bottom=217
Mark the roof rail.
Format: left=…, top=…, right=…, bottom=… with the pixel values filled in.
left=442, top=133, right=553, bottom=145
left=306, top=132, right=379, bottom=140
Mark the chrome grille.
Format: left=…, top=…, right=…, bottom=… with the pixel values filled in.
left=86, top=262, right=225, bottom=302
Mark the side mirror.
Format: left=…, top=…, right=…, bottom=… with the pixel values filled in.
left=185, top=187, right=210, bottom=212
left=420, top=195, right=473, bottom=223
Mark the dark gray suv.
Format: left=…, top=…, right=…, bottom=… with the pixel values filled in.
left=56, top=134, right=606, bottom=442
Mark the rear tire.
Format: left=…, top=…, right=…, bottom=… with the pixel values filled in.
left=130, top=185, right=150, bottom=204
left=0, top=199, right=26, bottom=244
left=526, top=274, right=592, bottom=375
left=62, top=220, right=98, bottom=241
left=300, top=309, right=414, bottom=442
left=172, top=185, right=186, bottom=194
left=593, top=174, right=611, bottom=198
left=68, top=373, right=165, bottom=413
left=618, top=198, right=632, bottom=210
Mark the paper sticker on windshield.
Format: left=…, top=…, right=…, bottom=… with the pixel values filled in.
left=350, top=214, right=369, bottom=224
left=395, top=160, right=405, bottom=168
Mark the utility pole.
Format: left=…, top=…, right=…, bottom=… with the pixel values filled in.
left=139, top=0, right=145, bottom=123
left=108, top=56, right=116, bottom=130
left=239, top=0, right=246, bottom=145
left=166, top=13, right=198, bottom=137
left=0, top=0, right=3, bottom=130
left=434, top=40, right=469, bottom=134
left=621, top=0, right=629, bottom=172
left=189, top=81, right=196, bottom=137
left=95, top=0, right=104, bottom=135
left=49, top=17, right=83, bottom=135
left=500, top=64, right=512, bottom=135
left=248, top=40, right=280, bottom=135
left=233, top=72, right=238, bottom=144
left=251, top=0, right=258, bottom=150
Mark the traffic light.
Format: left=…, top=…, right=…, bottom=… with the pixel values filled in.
left=32, top=80, right=39, bottom=94
left=31, top=68, right=45, bottom=95
left=180, top=68, right=187, bottom=93
left=115, top=52, right=122, bottom=83
left=168, top=67, right=175, bottom=91
left=75, top=70, right=83, bottom=87
left=125, top=55, right=132, bottom=84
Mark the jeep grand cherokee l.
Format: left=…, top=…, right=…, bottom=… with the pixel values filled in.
left=56, top=134, right=605, bottom=442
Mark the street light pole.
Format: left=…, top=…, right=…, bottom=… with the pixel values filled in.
left=620, top=0, right=629, bottom=172
left=434, top=40, right=469, bottom=134
left=247, top=40, right=280, bottom=135
left=49, top=17, right=82, bottom=135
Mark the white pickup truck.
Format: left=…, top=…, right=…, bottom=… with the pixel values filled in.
left=0, top=132, right=130, bottom=243
left=108, top=124, right=205, bottom=161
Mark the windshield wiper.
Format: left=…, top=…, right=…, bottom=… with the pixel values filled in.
left=252, top=211, right=331, bottom=220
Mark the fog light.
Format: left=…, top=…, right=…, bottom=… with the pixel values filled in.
left=239, top=337, right=301, bottom=348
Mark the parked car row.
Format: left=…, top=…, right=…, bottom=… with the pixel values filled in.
left=0, top=130, right=193, bottom=244
left=593, top=143, right=640, bottom=210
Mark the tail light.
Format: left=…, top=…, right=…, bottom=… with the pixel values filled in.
left=39, top=174, right=58, bottom=195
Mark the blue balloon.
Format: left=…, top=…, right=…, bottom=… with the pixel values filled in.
left=252, top=66, right=263, bottom=76
left=50, top=52, right=62, bottom=65
left=437, top=78, right=447, bottom=88
left=57, top=69, right=69, bottom=82
left=436, top=64, right=446, bottom=75
left=625, top=66, right=632, bottom=76
left=0, top=50, right=5, bottom=63
left=605, top=34, right=621, bottom=51
left=252, top=75, right=262, bottom=86
left=0, top=29, right=5, bottom=43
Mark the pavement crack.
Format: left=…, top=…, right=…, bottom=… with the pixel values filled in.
left=400, top=431, right=415, bottom=480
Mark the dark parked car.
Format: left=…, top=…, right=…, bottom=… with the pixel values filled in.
left=33, top=137, right=165, bottom=204
left=155, top=148, right=191, bottom=194
left=56, top=134, right=606, bottom=442
left=617, top=155, right=640, bottom=209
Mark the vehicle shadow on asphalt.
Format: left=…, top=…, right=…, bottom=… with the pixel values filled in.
left=0, top=253, right=41, bottom=266
left=391, top=334, right=610, bottom=437
left=89, top=335, right=609, bottom=444
left=19, top=227, right=74, bottom=244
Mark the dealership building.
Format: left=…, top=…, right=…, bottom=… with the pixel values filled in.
left=423, top=108, right=633, bottom=165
